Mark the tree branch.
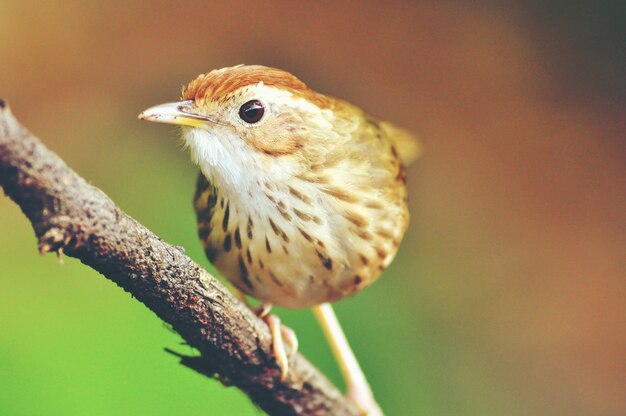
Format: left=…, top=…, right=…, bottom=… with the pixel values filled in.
left=0, top=101, right=358, bottom=416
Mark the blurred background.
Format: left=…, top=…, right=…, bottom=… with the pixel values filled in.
left=0, top=1, right=624, bottom=415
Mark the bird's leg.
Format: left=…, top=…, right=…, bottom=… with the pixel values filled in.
left=229, top=289, right=298, bottom=380
left=312, top=303, right=383, bottom=416
left=255, top=303, right=298, bottom=381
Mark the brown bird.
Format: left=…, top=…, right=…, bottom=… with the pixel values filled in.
left=139, top=65, right=418, bottom=415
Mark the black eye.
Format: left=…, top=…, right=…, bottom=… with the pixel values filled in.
left=239, top=100, right=265, bottom=124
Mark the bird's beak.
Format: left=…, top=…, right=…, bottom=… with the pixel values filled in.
left=138, top=100, right=221, bottom=128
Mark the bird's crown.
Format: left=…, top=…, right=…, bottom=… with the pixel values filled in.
left=182, top=65, right=331, bottom=109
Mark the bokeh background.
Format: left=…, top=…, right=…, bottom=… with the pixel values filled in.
left=1, top=1, right=624, bottom=415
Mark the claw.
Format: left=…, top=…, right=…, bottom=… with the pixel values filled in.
left=255, top=303, right=272, bottom=319
left=280, top=324, right=298, bottom=358
left=254, top=304, right=298, bottom=381
left=265, top=314, right=289, bottom=380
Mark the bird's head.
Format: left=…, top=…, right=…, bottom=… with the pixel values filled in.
left=139, top=65, right=347, bottom=194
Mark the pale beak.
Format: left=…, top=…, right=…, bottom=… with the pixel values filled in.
left=138, top=100, right=222, bottom=128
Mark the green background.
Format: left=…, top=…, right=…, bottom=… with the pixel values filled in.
left=1, top=1, right=624, bottom=415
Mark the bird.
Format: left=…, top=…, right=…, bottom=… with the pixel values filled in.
left=139, top=65, right=419, bottom=415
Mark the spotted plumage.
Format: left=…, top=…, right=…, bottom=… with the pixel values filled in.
left=139, top=65, right=419, bottom=414
left=145, top=65, right=418, bottom=308
left=181, top=67, right=418, bottom=308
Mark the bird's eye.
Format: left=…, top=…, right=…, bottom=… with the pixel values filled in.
left=239, top=100, right=265, bottom=124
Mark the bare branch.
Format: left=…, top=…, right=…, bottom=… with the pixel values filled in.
left=0, top=101, right=358, bottom=416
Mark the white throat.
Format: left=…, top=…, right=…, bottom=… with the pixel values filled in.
left=182, top=127, right=294, bottom=205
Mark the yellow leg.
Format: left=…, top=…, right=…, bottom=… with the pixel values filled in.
left=256, top=303, right=298, bottom=381
left=230, top=292, right=298, bottom=381
left=312, top=303, right=383, bottom=416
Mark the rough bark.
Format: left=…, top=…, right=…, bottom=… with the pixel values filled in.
left=0, top=101, right=358, bottom=416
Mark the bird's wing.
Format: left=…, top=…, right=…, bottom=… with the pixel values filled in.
left=379, top=121, right=420, bottom=166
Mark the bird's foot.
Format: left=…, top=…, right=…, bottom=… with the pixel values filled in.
left=255, top=304, right=298, bottom=381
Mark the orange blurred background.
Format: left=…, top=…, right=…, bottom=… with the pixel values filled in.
left=0, top=1, right=624, bottom=415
